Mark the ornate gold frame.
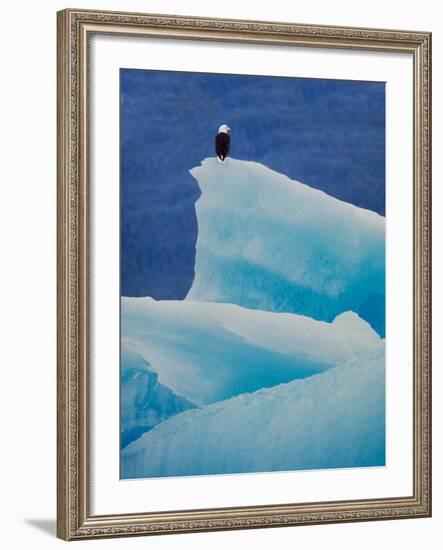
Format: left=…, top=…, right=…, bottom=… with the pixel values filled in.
left=57, top=8, right=432, bottom=540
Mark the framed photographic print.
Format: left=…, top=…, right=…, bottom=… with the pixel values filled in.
left=57, top=8, right=432, bottom=540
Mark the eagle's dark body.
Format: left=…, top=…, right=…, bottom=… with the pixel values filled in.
left=215, top=131, right=230, bottom=162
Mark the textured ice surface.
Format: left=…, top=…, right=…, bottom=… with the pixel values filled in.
left=122, top=343, right=385, bottom=478
left=186, top=158, right=385, bottom=336
left=122, top=297, right=380, bottom=407
left=121, top=346, right=195, bottom=448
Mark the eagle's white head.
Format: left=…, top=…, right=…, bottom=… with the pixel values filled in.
left=218, top=124, right=230, bottom=134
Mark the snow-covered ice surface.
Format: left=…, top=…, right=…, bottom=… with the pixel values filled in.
left=122, top=343, right=385, bottom=478
left=122, top=297, right=381, bottom=407
left=187, top=158, right=385, bottom=336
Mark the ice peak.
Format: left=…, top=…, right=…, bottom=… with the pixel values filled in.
left=187, top=158, right=385, bottom=336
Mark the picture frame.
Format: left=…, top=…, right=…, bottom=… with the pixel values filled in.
left=57, top=8, right=432, bottom=540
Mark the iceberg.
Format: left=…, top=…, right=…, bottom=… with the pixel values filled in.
left=120, top=157, right=386, bottom=476
left=186, top=158, right=385, bottom=336
left=122, top=296, right=381, bottom=407
left=122, top=342, right=385, bottom=478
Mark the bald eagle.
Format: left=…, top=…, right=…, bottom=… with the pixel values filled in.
left=215, top=124, right=231, bottom=162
